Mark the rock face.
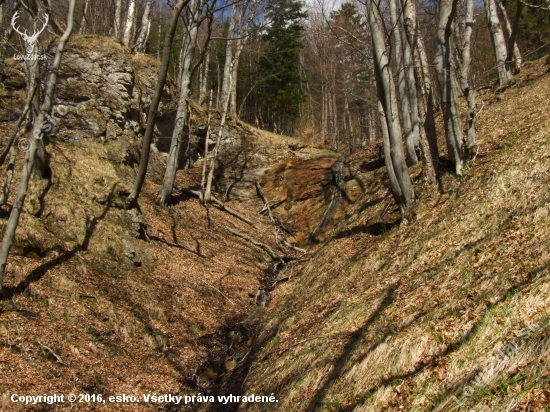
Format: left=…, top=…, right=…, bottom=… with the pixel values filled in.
left=0, top=35, right=361, bottom=244
left=260, top=156, right=343, bottom=246
left=0, top=35, right=231, bottom=174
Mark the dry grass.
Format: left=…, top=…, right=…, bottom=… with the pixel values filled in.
left=0, top=114, right=280, bottom=410
left=239, top=57, right=550, bottom=411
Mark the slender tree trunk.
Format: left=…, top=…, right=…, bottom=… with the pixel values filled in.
left=199, top=46, right=210, bottom=105
left=460, top=0, right=477, bottom=152
left=368, top=0, right=414, bottom=221
left=485, top=0, right=513, bottom=87
left=159, top=0, right=202, bottom=207
left=505, top=0, right=523, bottom=73
left=122, top=0, right=136, bottom=47
left=157, top=1, right=162, bottom=59
left=201, top=90, right=213, bottom=199
left=229, top=44, right=243, bottom=117
left=135, top=0, right=155, bottom=52
left=79, top=0, right=90, bottom=34
left=113, top=0, right=123, bottom=40
left=390, top=0, right=417, bottom=165
left=400, top=0, right=437, bottom=182
left=496, top=0, right=522, bottom=72
left=435, top=0, right=464, bottom=175
left=126, top=0, right=190, bottom=209
left=0, top=0, right=76, bottom=290
left=402, top=24, right=420, bottom=152
left=204, top=4, right=237, bottom=204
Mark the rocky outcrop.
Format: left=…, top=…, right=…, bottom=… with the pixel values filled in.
left=1, top=36, right=233, bottom=172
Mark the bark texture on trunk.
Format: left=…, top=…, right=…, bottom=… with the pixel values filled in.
left=113, top=0, right=123, bottom=40
left=122, top=0, right=136, bottom=47
left=402, top=24, right=420, bottom=151
left=204, top=3, right=238, bottom=204
left=159, top=0, right=203, bottom=207
left=485, top=0, right=513, bottom=87
left=400, top=0, right=437, bottom=182
left=135, top=0, right=155, bottom=52
left=435, top=0, right=464, bottom=175
left=199, top=47, right=210, bottom=105
left=79, top=0, right=90, bottom=34
left=390, top=0, right=417, bottom=165
left=368, top=0, right=414, bottom=221
left=126, top=0, right=190, bottom=209
left=0, top=0, right=76, bottom=289
left=461, top=0, right=477, bottom=151
left=496, top=0, right=522, bottom=72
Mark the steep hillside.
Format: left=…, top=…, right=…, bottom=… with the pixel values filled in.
left=228, top=58, right=550, bottom=411
left=1, top=34, right=550, bottom=412
left=0, top=36, right=344, bottom=411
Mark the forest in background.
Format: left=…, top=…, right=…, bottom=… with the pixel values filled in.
left=0, top=0, right=549, bottom=288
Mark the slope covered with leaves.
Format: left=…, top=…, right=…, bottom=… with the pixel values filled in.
left=236, top=57, right=550, bottom=411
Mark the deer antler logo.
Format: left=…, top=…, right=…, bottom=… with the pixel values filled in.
left=11, top=11, right=49, bottom=55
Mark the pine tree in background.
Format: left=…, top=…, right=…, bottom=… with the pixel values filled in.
left=257, top=0, right=307, bottom=135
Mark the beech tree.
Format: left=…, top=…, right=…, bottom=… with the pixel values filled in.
left=126, top=0, right=191, bottom=209
left=434, top=0, right=464, bottom=175
left=389, top=0, right=418, bottom=165
left=159, top=0, right=207, bottom=207
left=135, top=0, right=155, bottom=53
left=113, top=0, right=123, bottom=40
left=0, top=0, right=77, bottom=290
left=203, top=0, right=261, bottom=203
left=485, top=0, right=514, bottom=87
left=459, top=0, right=477, bottom=152
left=364, top=0, right=414, bottom=221
left=122, top=0, right=137, bottom=46
left=400, top=0, right=438, bottom=182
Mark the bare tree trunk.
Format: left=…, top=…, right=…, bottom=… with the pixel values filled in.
left=135, top=0, right=155, bottom=52
left=157, top=0, right=162, bottom=59
left=199, top=46, right=210, bottom=105
left=201, top=89, right=213, bottom=199
left=402, top=24, right=420, bottom=153
left=496, top=0, right=522, bottom=72
left=368, top=0, right=414, bottom=221
left=400, top=0, right=437, bottom=183
left=485, top=0, right=513, bottom=87
left=122, top=0, right=136, bottom=47
left=159, top=0, right=202, bottom=207
left=113, top=0, right=123, bottom=40
left=79, top=0, right=90, bottom=34
left=126, top=0, right=190, bottom=209
left=390, top=0, right=417, bottom=165
left=204, top=3, right=237, bottom=204
left=0, top=0, right=76, bottom=290
left=435, top=0, right=464, bottom=175
left=229, top=47, right=241, bottom=117
left=460, top=0, right=477, bottom=152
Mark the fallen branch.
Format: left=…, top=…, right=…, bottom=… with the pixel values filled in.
left=175, top=185, right=254, bottom=225
left=226, top=227, right=283, bottom=261
left=259, top=199, right=285, bottom=215
left=37, top=340, right=66, bottom=365
left=255, top=181, right=275, bottom=225
left=255, top=181, right=306, bottom=254
left=199, top=279, right=235, bottom=305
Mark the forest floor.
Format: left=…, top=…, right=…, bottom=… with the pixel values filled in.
left=0, top=104, right=333, bottom=410
left=232, top=56, right=550, bottom=411
left=0, top=53, right=549, bottom=412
